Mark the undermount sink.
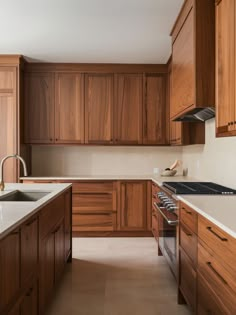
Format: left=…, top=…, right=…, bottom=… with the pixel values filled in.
left=0, top=190, right=50, bottom=202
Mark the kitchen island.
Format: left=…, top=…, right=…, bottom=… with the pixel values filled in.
left=0, top=183, right=72, bottom=315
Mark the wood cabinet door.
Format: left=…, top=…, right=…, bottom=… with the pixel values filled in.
left=21, top=217, right=38, bottom=285
left=0, top=66, right=17, bottom=183
left=55, top=73, right=84, bottom=143
left=0, top=230, right=20, bottom=313
left=114, top=74, right=143, bottom=144
left=20, top=281, right=38, bottom=315
left=216, top=0, right=235, bottom=135
left=171, top=7, right=194, bottom=119
left=143, top=74, right=167, bottom=144
left=119, top=181, right=147, bottom=231
left=39, top=232, right=55, bottom=313
left=24, top=72, right=55, bottom=143
left=54, top=221, right=65, bottom=283
left=85, top=74, right=113, bottom=144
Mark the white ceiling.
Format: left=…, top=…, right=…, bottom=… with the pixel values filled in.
left=0, top=0, right=184, bottom=63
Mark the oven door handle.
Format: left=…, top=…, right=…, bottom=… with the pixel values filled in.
left=154, top=202, right=179, bottom=226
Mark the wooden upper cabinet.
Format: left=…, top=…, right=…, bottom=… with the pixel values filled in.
left=119, top=181, right=147, bottom=231
left=114, top=74, right=143, bottom=144
left=143, top=74, right=167, bottom=145
left=0, top=66, right=17, bottom=182
left=24, top=72, right=55, bottom=144
left=55, top=73, right=84, bottom=143
left=85, top=74, right=113, bottom=144
left=170, top=0, right=215, bottom=120
left=216, top=0, right=236, bottom=136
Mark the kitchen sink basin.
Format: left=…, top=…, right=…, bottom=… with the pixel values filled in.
left=0, top=190, right=50, bottom=202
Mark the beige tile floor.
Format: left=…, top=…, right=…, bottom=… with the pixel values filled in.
left=46, top=238, right=191, bottom=315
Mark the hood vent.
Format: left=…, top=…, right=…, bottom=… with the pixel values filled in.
left=173, top=107, right=215, bottom=122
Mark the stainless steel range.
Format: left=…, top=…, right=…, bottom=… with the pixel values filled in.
left=153, top=181, right=236, bottom=278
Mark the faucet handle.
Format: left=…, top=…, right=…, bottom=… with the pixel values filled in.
left=0, top=181, right=5, bottom=191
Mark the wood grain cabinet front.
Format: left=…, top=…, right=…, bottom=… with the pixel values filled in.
left=216, top=0, right=236, bottom=137
left=170, top=0, right=215, bottom=120
left=24, top=72, right=55, bottom=144
left=118, top=181, right=147, bottom=231
left=0, top=230, right=20, bottom=314
left=85, top=73, right=114, bottom=144
left=114, top=74, right=143, bottom=144
left=55, top=73, right=84, bottom=143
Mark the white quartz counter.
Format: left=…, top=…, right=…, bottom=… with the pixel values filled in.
left=0, top=183, right=72, bottom=239
left=178, top=195, right=236, bottom=238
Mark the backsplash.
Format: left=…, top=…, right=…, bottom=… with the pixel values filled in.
left=32, top=146, right=182, bottom=176
left=182, top=119, right=236, bottom=189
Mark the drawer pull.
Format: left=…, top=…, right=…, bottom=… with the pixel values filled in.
left=207, top=227, right=228, bottom=242
left=26, top=287, right=33, bottom=296
left=26, top=218, right=37, bottom=226
left=182, top=226, right=192, bottom=237
left=182, top=207, right=192, bottom=215
left=206, top=262, right=228, bottom=285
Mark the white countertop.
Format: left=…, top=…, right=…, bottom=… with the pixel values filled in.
left=0, top=183, right=72, bottom=239
left=20, top=175, right=236, bottom=238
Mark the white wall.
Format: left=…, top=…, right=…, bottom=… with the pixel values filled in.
left=32, top=146, right=182, bottom=176
left=182, top=119, right=236, bottom=189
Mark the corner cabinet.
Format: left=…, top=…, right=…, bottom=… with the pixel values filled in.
left=170, top=0, right=215, bottom=120
left=216, top=0, right=236, bottom=137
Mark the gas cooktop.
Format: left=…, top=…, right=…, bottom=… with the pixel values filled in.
left=162, top=182, right=236, bottom=195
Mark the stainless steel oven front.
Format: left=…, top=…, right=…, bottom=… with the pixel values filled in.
left=154, top=190, right=179, bottom=278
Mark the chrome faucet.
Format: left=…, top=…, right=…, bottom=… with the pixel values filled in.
left=0, top=154, right=28, bottom=191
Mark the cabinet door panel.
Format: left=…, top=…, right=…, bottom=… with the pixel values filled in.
left=85, top=74, right=113, bottom=144
left=64, top=190, right=72, bottom=261
left=55, top=73, right=84, bottom=143
left=115, top=74, right=143, bottom=144
left=171, top=8, right=194, bottom=118
left=24, top=73, right=54, bottom=143
left=21, top=217, right=38, bottom=285
left=120, top=181, right=147, bottom=231
left=39, top=233, right=54, bottom=313
left=216, top=0, right=235, bottom=134
left=143, top=75, right=167, bottom=144
left=54, top=222, right=65, bottom=283
left=0, top=230, right=20, bottom=312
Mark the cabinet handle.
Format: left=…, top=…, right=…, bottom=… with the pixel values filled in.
left=181, top=225, right=192, bottom=237
left=182, top=207, right=192, bottom=215
left=55, top=138, right=58, bottom=141
left=53, top=226, right=61, bottom=234
left=206, top=227, right=228, bottom=242
left=206, top=262, right=228, bottom=285
left=11, top=231, right=19, bottom=235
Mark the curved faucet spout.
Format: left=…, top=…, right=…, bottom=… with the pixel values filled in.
left=0, top=154, right=28, bottom=191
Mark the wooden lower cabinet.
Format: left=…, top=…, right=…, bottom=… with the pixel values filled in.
left=20, top=281, right=38, bottom=315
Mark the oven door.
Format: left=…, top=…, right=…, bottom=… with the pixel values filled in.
left=154, top=202, right=178, bottom=278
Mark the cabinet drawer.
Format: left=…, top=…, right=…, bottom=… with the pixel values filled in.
left=73, top=192, right=116, bottom=212
left=179, top=222, right=197, bottom=266
left=180, top=202, right=197, bottom=234
left=72, top=181, right=114, bottom=193
left=198, top=215, right=236, bottom=268
left=198, top=243, right=236, bottom=313
left=197, top=272, right=228, bottom=315
left=39, top=194, right=64, bottom=239
left=179, top=249, right=196, bottom=313
left=72, top=213, right=116, bottom=232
